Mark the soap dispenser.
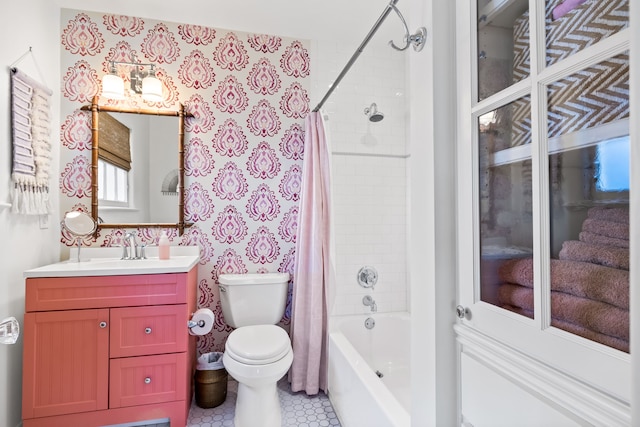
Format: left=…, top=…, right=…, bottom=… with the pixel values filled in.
left=159, top=231, right=170, bottom=260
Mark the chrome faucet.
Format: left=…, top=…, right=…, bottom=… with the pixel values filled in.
left=362, top=295, right=377, bottom=313
left=123, top=232, right=139, bottom=260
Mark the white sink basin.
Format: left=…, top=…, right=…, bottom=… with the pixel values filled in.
left=24, top=246, right=200, bottom=278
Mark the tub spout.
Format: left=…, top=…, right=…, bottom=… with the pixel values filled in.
left=362, top=295, right=377, bottom=313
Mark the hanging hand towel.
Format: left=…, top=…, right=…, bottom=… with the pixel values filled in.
left=10, top=68, right=53, bottom=215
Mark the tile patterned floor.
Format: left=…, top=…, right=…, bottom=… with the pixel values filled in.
left=187, top=378, right=342, bottom=427
left=105, top=378, right=341, bottom=427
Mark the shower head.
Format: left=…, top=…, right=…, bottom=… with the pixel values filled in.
left=364, top=103, right=384, bottom=122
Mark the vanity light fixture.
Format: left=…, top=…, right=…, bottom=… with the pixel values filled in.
left=101, top=56, right=163, bottom=102
left=102, top=62, right=125, bottom=100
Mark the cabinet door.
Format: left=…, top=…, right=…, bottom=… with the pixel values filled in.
left=22, top=309, right=110, bottom=419
left=456, top=0, right=632, bottom=423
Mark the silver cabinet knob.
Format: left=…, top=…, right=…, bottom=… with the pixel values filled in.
left=456, top=305, right=468, bottom=319
left=99, top=321, right=107, bottom=328
left=145, top=327, right=152, bottom=334
left=144, top=377, right=151, bottom=384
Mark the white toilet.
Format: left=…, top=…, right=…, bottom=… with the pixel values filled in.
left=218, top=272, right=293, bottom=427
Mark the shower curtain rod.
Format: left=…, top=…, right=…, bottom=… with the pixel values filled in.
left=312, top=0, right=400, bottom=112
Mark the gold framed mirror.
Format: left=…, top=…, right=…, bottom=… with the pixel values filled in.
left=81, top=96, right=193, bottom=235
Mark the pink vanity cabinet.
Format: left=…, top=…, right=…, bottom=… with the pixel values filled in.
left=22, top=267, right=197, bottom=427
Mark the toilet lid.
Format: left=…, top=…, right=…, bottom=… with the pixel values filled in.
left=225, top=325, right=291, bottom=365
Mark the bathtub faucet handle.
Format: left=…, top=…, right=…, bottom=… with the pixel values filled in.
left=357, top=266, right=378, bottom=290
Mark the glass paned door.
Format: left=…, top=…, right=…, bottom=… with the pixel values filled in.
left=462, top=0, right=633, bottom=408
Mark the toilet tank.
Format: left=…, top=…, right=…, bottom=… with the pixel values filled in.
left=218, top=272, right=290, bottom=328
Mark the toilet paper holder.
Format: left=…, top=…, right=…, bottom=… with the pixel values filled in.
left=0, top=316, right=19, bottom=345
left=187, top=308, right=215, bottom=336
left=187, top=319, right=206, bottom=329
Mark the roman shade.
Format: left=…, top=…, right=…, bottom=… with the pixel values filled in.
left=98, top=112, right=131, bottom=171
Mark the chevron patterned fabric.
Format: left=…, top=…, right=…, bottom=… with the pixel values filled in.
left=546, top=0, right=629, bottom=66
left=510, top=12, right=531, bottom=148
left=545, top=0, right=629, bottom=138
left=509, top=0, right=629, bottom=145
left=547, top=52, right=629, bottom=138
left=510, top=12, right=531, bottom=149
left=512, top=11, right=530, bottom=83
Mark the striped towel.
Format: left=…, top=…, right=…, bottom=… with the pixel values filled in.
left=11, top=72, right=36, bottom=178
left=10, top=68, right=53, bottom=215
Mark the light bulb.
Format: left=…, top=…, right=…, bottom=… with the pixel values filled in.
left=101, top=73, right=125, bottom=100
left=142, top=70, right=163, bottom=102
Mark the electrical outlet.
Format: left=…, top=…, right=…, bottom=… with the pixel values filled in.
left=39, top=214, right=49, bottom=229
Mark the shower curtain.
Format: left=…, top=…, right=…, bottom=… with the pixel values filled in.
left=289, top=111, right=333, bottom=394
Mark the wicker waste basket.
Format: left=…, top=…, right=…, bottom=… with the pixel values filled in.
left=195, top=352, right=228, bottom=408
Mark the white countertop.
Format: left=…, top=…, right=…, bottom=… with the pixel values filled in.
left=24, top=246, right=200, bottom=278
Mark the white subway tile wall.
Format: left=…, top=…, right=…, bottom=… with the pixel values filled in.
left=311, top=37, right=409, bottom=316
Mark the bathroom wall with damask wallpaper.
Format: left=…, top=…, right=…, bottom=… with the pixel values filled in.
left=58, top=8, right=310, bottom=354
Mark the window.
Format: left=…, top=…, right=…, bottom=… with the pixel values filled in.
left=97, top=112, right=132, bottom=207
left=98, top=159, right=128, bottom=206
left=595, top=136, right=629, bottom=192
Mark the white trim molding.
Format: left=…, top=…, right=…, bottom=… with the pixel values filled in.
left=455, top=324, right=631, bottom=426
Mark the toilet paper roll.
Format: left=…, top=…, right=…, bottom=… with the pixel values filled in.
left=188, top=308, right=215, bottom=336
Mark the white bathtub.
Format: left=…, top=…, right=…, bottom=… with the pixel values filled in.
left=328, top=312, right=410, bottom=427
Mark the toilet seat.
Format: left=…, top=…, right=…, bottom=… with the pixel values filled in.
left=225, top=325, right=291, bottom=365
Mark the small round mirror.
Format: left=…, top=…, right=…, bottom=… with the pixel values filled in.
left=61, top=211, right=97, bottom=262
left=63, top=211, right=97, bottom=236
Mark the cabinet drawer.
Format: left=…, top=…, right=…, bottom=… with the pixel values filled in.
left=109, top=353, right=187, bottom=408
left=110, top=305, right=188, bottom=357
left=25, top=272, right=191, bottom=312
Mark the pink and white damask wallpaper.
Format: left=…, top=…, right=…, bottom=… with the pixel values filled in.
left=58, top=9, right=310, bottom=354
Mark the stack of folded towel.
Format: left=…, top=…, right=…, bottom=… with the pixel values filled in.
left=579, top=208, right=629, bottom=249
left=497, top=206, right=630, bottom=352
